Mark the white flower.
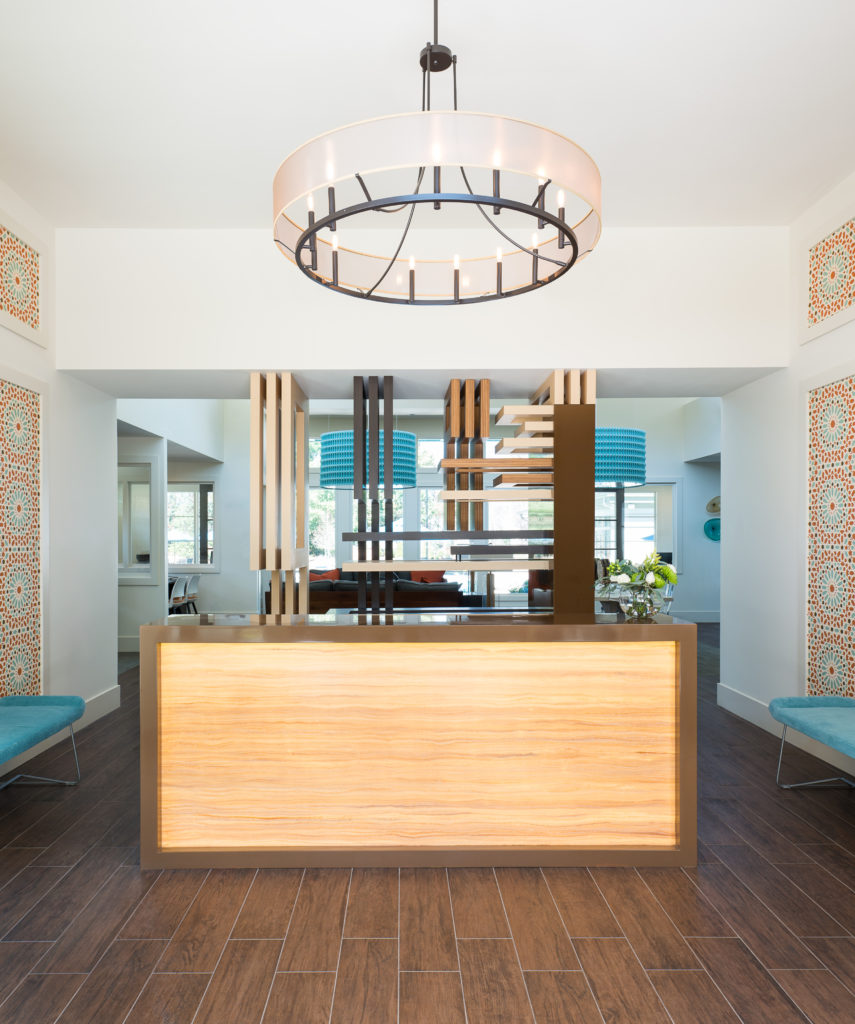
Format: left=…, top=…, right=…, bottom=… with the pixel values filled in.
left=645, top=572, right=655, bottom=584
left=616, top=573, right=631, bottom=584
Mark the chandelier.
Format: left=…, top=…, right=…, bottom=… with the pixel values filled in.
left=273, top=1, right=601, bottom=305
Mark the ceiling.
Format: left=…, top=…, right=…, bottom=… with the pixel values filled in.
left=2, top=0, right=853, bottom=229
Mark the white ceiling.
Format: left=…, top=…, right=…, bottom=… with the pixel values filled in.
left=2, top=0, right=853, bottom=228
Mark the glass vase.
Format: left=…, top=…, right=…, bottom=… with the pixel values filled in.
left=618, top=584, right=661, bottom=621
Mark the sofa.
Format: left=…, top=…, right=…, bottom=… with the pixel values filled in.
left=267, top=569, right=465, bottom=614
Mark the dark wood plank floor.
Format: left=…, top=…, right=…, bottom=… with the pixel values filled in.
left=1, top=624, right=855, bottom=1022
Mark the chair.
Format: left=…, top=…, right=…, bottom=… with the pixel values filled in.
left=185, top=574, right=200, bottom=613
left=170, top=576, right=188, bottom=613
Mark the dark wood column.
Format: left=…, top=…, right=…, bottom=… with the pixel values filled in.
left=552, top=403, right=595, bottom=614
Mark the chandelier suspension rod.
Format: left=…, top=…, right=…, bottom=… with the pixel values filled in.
left=365, top=167, right=426, bottom=298
left=434, top=0, right=438, bottom=44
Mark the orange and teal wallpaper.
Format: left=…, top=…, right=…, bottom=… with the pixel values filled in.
left=809, top=217, right=855, bottom=327
left=0, top=379, right=40, bottom=696
left=0, top=225, right=40, bottom=333
left=808, top=375, right=855, bottom=695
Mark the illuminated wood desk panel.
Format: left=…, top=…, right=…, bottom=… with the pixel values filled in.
left=140, top=614, right=696, bottom=868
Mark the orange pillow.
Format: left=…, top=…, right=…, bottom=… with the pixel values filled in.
left=310, top=569, right=341, bottom=581
left=415, top=570, right=446, bottom=583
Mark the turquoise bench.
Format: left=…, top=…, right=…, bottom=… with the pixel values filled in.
left=768, top=696, right=855, bottom=790
left=0, top=695, right=85, bottom=790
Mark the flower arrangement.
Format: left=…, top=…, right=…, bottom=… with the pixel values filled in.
left=595, top=552, right=677, bottom=620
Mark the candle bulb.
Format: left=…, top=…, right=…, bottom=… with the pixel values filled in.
left=408, top=256, right=415, bottom=302
left=453, top=254, right=460, bottom=302
left=496, top=248, right=503, bottom=296
left=557, top=190, right=566, bottom=250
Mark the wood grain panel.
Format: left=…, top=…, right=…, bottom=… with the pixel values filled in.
left=343, top=559, right=554, bottom=572
left=330, top=939, right=397, bottom=1024
left=278, top=867, right=349, bottom=971
left=493, top=473, right=553, bottom=486
left=262, top=973, right=335, bottom=1024
left=496, top=405, right=555, bottom=425
left=688, top=938, right=809, bottom=1024
left=439, top=488, right=554, bottom=501
left=494, top=868, right=580, bottom=970
left=647, top=970, right=741, bottom=1023
left=249, top=371, right=264, bottom=570
left=495, top=438, right=554, bottom=454
left=400, top=867, right=457, bottom=971
left=265, top=372, right=280, bottom=570
left=523, top=971, right=601, bottom=1024
left=457, top=938, right=534, bottom=1024
left=157, top=641, right=678, bottom=851
left=541, top=868, right=621, bottom=937
left=448, top=868, right=509, bottom=938
left=439, top=457, right=554, bottom=470
left=194, top=939, right=280, bottom=1024
left=344, top=867, right=398, bottom=937
left=400, top=973, right=466, bottom=1024
left=232, top=868, right=302, bottom=939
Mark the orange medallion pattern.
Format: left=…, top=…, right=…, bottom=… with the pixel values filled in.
left=0, top=379, right=40, bottom=696
left=808, top=375, right=855, bottom=695
left=0, top=225, right=40, bottom=331
left=808, top=217, right=855, bottom=326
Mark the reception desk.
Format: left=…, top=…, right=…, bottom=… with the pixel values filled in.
left=140, top=612, right=696, bottom=868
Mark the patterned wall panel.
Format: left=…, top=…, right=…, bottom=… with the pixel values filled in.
left=808, top=375, right=855, bottom=695
left=0, top=379, right=40, bottom=697
left=0, top=225, right=40, bottom=332
left=808, top=217, right=855, bottom=327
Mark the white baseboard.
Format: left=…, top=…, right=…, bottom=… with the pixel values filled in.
left=718, top=682, right=855, bottom=777
left=118, top=635, right=140, bottom=653
left=0, top=684, right=121, bottom=776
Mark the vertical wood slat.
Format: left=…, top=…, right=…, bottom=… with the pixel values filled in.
left=532, top=369, right=563, bottom=407
left=295, top=408, right=307, bottom=551
left=265, top=372, right=281, bottom=571
left=565, top=369, right=581, bottom=406
left=249, top=373, right=265, bottom=571
left=458, top=379, right=476, bottom=532
left=284, top=570, right=295, bottom=616
left=368, top=376, right=380, bottom=612
left=553, top=403, right=596, bottom=614
left=354, top=377, right=367, bottom=613
left=270, top=569, right=283, bottom=615
left=279, top=373, right=295, bottom=560
left=471, top=379, right=490, bottom=532
left=581, top=368, right=597, bottom=405
left=444, top=379, right=461, bottom=531
left=383, top=376, right=394, bottom=611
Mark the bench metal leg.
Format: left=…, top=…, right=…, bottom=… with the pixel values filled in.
left=0, top=724, right=81, bottom=791
left=775, top=725, right=855, bottom=790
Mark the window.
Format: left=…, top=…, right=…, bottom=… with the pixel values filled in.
left=167, top=483, right=214, bottom=568
left=309, top=487, right=337, bottom=568
left=595, top=484, right=675, bottom=566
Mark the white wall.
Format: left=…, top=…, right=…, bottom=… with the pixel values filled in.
left=682, top=398, right=721, bottom=463
left=55, top=226, right=789, bottom=375
left=721, top=169, right=855, bottom=774
left=0, top=178, right=119, bottom=758
left=597, top=398, right=721, bottom=621
left=118, top=398, right=225, bottom=461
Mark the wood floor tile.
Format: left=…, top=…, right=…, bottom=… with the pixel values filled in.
left=6, top=844, right=128, bottom=942
left=195, top=939, right=281, bottom=1024
left=120, top=868, right=208, bottom=939
left=697, top=841, right=721, bottom=864
left=278, top=868, right=350, bottom=972
left=800, top=843, right=855, bottom=890
left=776, top=861, right=855, bottom=933
left=494, top=868, right=579, bottom=971
left=0, top=865, right=67, bottom=938
left=771, top=968, right=855, bottom=1024
left=400, top=867, right=457, bottom=972
left=448, top=868, right=509, bottom=938
left=399, top=972, right=466, bottom=1024
left=684, top=862, right=821, bottom=968
left=123, top=972, right=210, bottom=1024
left=55, top=939, right=166, bottom=1024
left=709, top=799, right=815, bottom=863
left=712, top=844, right=847, bottom=937
left=36, top=864, right=157, bottom=972
left=732, top=787, right=828, bottom=845
left=688, top=938, right=810, bottom=1024
left=7, top=791, right=100, bottom=849
left=344, top=868, right=398, bottom=938
left=0, top=847, right=39, bottom=888
left=639, top=867, right=734, bottom=937
left=329, top=939, right=397, bottom=1024
left=0, top=972, right=86, bottom=1024
left=541, top=868, right=621, bottom=937
left=523, top=970, right=601, bottom=1023
left=0, top=941, right=53, bottom=1004
left=591, top=868, right=697, bottom=968
left=157, top=869, right=254, bottom=972
left=32, top=799, right=124, bottom=866
left=573, top=937, right=671, bottom=1023
left=261, top=973, right=335, bottom=1024
left=803, top=937, right=855, bottom=992
left=699, top=802, right=746, bottom=845
left=457, top=938, right=534, bottom=1024
left=648, top=969, right=742, bottom=1023
left=232, top=868, right=303, bottom=939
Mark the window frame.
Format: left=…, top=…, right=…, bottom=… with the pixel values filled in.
left=166, top=481, right=218, bottom=573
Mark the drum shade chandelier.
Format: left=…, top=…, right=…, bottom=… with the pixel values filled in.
left=320, top=430, right=418, bottom=488
left=272, top=1, right=602, bottom=305
left=595, top=429, right=646, bottom=488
